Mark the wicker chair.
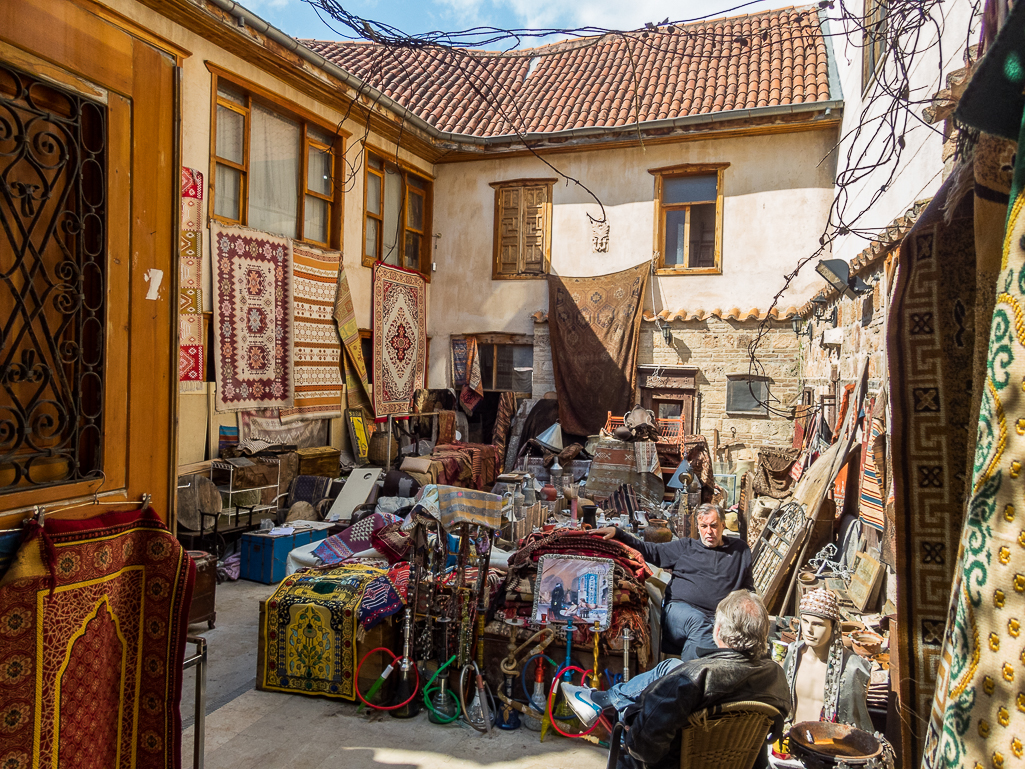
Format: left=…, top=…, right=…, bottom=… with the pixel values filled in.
left=607, top=700, right=781, bottom=769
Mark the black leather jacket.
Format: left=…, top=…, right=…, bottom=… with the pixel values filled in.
left=620, top=648, right=793, bottom=769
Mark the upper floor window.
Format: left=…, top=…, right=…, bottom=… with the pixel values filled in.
left=362, top=151, right=433, bottom=279
left=651, top=164, right=727, bottom=274
left=491, top=179, right=554, bottom=279
left=210, top=70, right=342, bottom=247
left=726, top=374, right=769, bottom=417
left=862, top=0, right=888, bottom=92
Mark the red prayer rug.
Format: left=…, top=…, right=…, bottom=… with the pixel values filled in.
left=212, top=223, right=294, bottom=412
left=0, top=508, right=194, bottom=769
left=371, top=263, right=426, bottom=418
left=279, top=245, right=344, bottom=423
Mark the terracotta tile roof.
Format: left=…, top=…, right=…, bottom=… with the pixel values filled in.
left=530, top=306, right=799, bottom=323
left=302, top=6, right=832, bottom=139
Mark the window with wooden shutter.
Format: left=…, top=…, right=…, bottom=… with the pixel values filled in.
left=491, top=179, right=555, bottom=279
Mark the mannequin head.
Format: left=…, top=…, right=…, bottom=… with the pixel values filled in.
left=798, top=588, right=842, bottom=650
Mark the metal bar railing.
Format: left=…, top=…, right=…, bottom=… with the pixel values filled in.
left=183, top=635, right=207, bottom=769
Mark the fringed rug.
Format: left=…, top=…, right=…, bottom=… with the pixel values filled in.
left=335, top=262, right=373, bottom=414
left=547, top=262, right=648, bottom=435
left=260, top=564, right=382, bottom=700
left=0, top=509, right=194, bottom=769
left=212, top=223, right=294, bottom=412
left=924, top=10, right=1025, bottom=767
left=179, top=168, right=205, bottom=390
left=312, top=512, right=403, bottom=566
left=357, top=563, right=409, bottom=637
left=371, top=263, right=426, bottom=418
left=888, top=176, right=977, bottom=763
left=279, top=245, right=344, bottom=423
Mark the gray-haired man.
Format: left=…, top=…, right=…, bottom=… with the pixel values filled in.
left=563, top=590, right=791, bottom=769
left=594, top=503, right=754, bottom=660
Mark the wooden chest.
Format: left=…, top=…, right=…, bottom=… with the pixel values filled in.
left=187, top=550, right=217, bottom=629
left=297, top=447, right=341, bottom=478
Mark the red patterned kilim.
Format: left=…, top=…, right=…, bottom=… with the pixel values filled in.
left=371, top=262, right=426, bottom=418
left=0, top=508, right=194, bottom=769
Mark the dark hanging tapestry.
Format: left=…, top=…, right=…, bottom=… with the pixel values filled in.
left=547, top=262, right=648, bottom=436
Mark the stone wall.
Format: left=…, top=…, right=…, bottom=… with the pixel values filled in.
left=531, top=317, right=799, bottom=449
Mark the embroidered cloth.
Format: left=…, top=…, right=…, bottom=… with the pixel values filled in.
left=371, top=263, right=426, bottom=418
left=279, top=245, right=344, bottom=423
left=237, top=409, right=327, bottom=449
left=357, top=563, right=409, bottom=634
left=451, top=336, right=470, bottom=387
left=312, top=513, right=403, bottom=566
left=260, top=564, right=381, bottom=701
left=0, top=509, right=194, bottom=769
left=435, top=485, right=502, bottom=531
left=547, top=262, right=648, bottom=435
left=924, top=10, right=1025, bottom=766
left=212, top=224, right=294, bottom=412
left=179, top=168, right=205, bottom=388
left=888, top=177, right=978, bottom=762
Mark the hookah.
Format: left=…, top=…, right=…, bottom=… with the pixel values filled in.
left=622, top=626, right=631, bottom=682
left=460, top=526, right=495, bottom=733
left=425, top=616, right=459, bottom=724
left=389, top=606, right=421, bottom=718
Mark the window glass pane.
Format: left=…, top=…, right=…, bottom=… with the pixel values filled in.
left=367, top=172, right=382, bottom=216
left=365, top=218, right=379, bottom=260
left=656, top=401, right=682, bottom=419
left=493, top=344, right=533, bottom=390
left=664, top=208, right=687, bottom=267
left=360, top=336, right=373, bottom=383
left=308, top=125, right=333, bottom=145
left=307, top=145, right=332, bottom=196
left=214, top=164, right=241, bottom=220
left=688, top=203, right=716, bottom=268
left=248, top=103, right=300, bottom=238
left=726, top=377, right=768, bottom=414
left=408, top=175, right=428, bottom=191
left=369, top=155, right=383, bottom=170
left=663, top=174, right=717, bottom=204
left=404, top=232, right=421, bottom=272
left=407, top=188, right=424, bottom=232
left=304, top=195, right=328, bottom=244
left=479, top=344, right=494, bottom=389
left=215, top=105, right=244, bottom=164
left=217, top=84, right=245, bottom=105
left=382, top=167, right=402, bottom=264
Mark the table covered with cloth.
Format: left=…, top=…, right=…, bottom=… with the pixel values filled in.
left=497, top=529, right=653, bottom=667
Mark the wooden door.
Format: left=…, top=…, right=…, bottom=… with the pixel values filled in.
left=0, top=0, right=179, bottom=526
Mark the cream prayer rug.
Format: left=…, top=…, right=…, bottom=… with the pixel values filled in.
left=371, top=263, right=426, bottom=418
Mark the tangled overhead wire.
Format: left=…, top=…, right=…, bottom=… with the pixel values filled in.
left=298, top=0, right=977, bottom=421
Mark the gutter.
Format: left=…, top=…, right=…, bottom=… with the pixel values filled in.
left=205, top=0, right=843, bottom=150
left=816, top=7, right=844, bottom=103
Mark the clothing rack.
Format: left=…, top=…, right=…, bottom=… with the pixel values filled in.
left=0, top=490, right=152, bottom=526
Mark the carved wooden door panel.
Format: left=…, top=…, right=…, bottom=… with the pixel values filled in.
left=0, top=0, right=178, bottom=526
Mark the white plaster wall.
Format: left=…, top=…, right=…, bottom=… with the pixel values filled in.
left=429, top=128, right=839, bottom=387
left=103, top=0, right=435, bottom=331
left=824, top=1, right=980, bottom=266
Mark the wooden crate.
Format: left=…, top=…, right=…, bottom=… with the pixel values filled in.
left=297, top=447, right=341, bottom=477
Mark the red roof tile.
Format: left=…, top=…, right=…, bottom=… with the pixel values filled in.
left=302, top=6, right=833, bottom=139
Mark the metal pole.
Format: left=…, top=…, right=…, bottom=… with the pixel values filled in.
left=184, top=636, right=207, bottom=769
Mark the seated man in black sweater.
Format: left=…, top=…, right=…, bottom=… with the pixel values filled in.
left=594, top=502, right=754, bottom=660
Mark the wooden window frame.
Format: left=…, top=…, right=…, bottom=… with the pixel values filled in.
left=469, top=333, right=533, bottom=394
left=649, top=163, right=728, bottom=275
left=207, top=64, right=346, bottom=248
left=361, top=147, right=433, bottom=282
left=725, top=373, right=770, bottom=417
left=862, top=0, right=888, bottom=94
left=490, top=178, right=556, bottom=280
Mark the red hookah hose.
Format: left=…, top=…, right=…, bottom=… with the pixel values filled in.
left=545, top=665, right=603, bottom=738
left=354, top=647, right=421, bottom=711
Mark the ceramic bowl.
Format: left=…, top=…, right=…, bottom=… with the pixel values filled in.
left=851, top=631, right=884, bottom=658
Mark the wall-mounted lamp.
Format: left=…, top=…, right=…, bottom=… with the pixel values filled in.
left=810, top=296, right=829, bottom=320
left=655, top=318, right=673, bottom=346
left=815, top=258, right=873, bottom=300
left=790, top=316, right=803, bottom=337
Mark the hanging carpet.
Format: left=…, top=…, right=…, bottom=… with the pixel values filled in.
left=888, top=175, right=978, bottom=764
left=547, top=262, right=648, bottom=436
left=211, top=223, right=294, bottom=412
left=371, top=263, right=427, bottom=418
left=752, top=447, right=800, bottom=499
left=923, top=8, right=1025, bottom=768
left=0, top=508, right=194, bottom=769
left=279, top=245, right=344, bottom=423
left=178, top=168, right=205, bottom=390
left=259, top=563, right=382, bottom=701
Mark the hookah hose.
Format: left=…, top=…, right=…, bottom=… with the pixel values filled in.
left=520, top=653, right=560, bottom=714
left=422, top=654, right=462, bottom=723
left=354, top=647, right=421, bottom=711
left=545, top=665, right=602, bottom=739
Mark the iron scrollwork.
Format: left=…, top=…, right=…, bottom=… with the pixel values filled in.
left=0, top=62, right=106, bottom=491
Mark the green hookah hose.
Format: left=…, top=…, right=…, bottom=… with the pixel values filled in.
left=422, top=654, right=462, bottom=723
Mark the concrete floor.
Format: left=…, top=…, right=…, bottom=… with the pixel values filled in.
left=181, top=579, right=607, bottom=769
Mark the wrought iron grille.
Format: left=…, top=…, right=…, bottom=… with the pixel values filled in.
left=0, top=62, right=106, bottom=492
